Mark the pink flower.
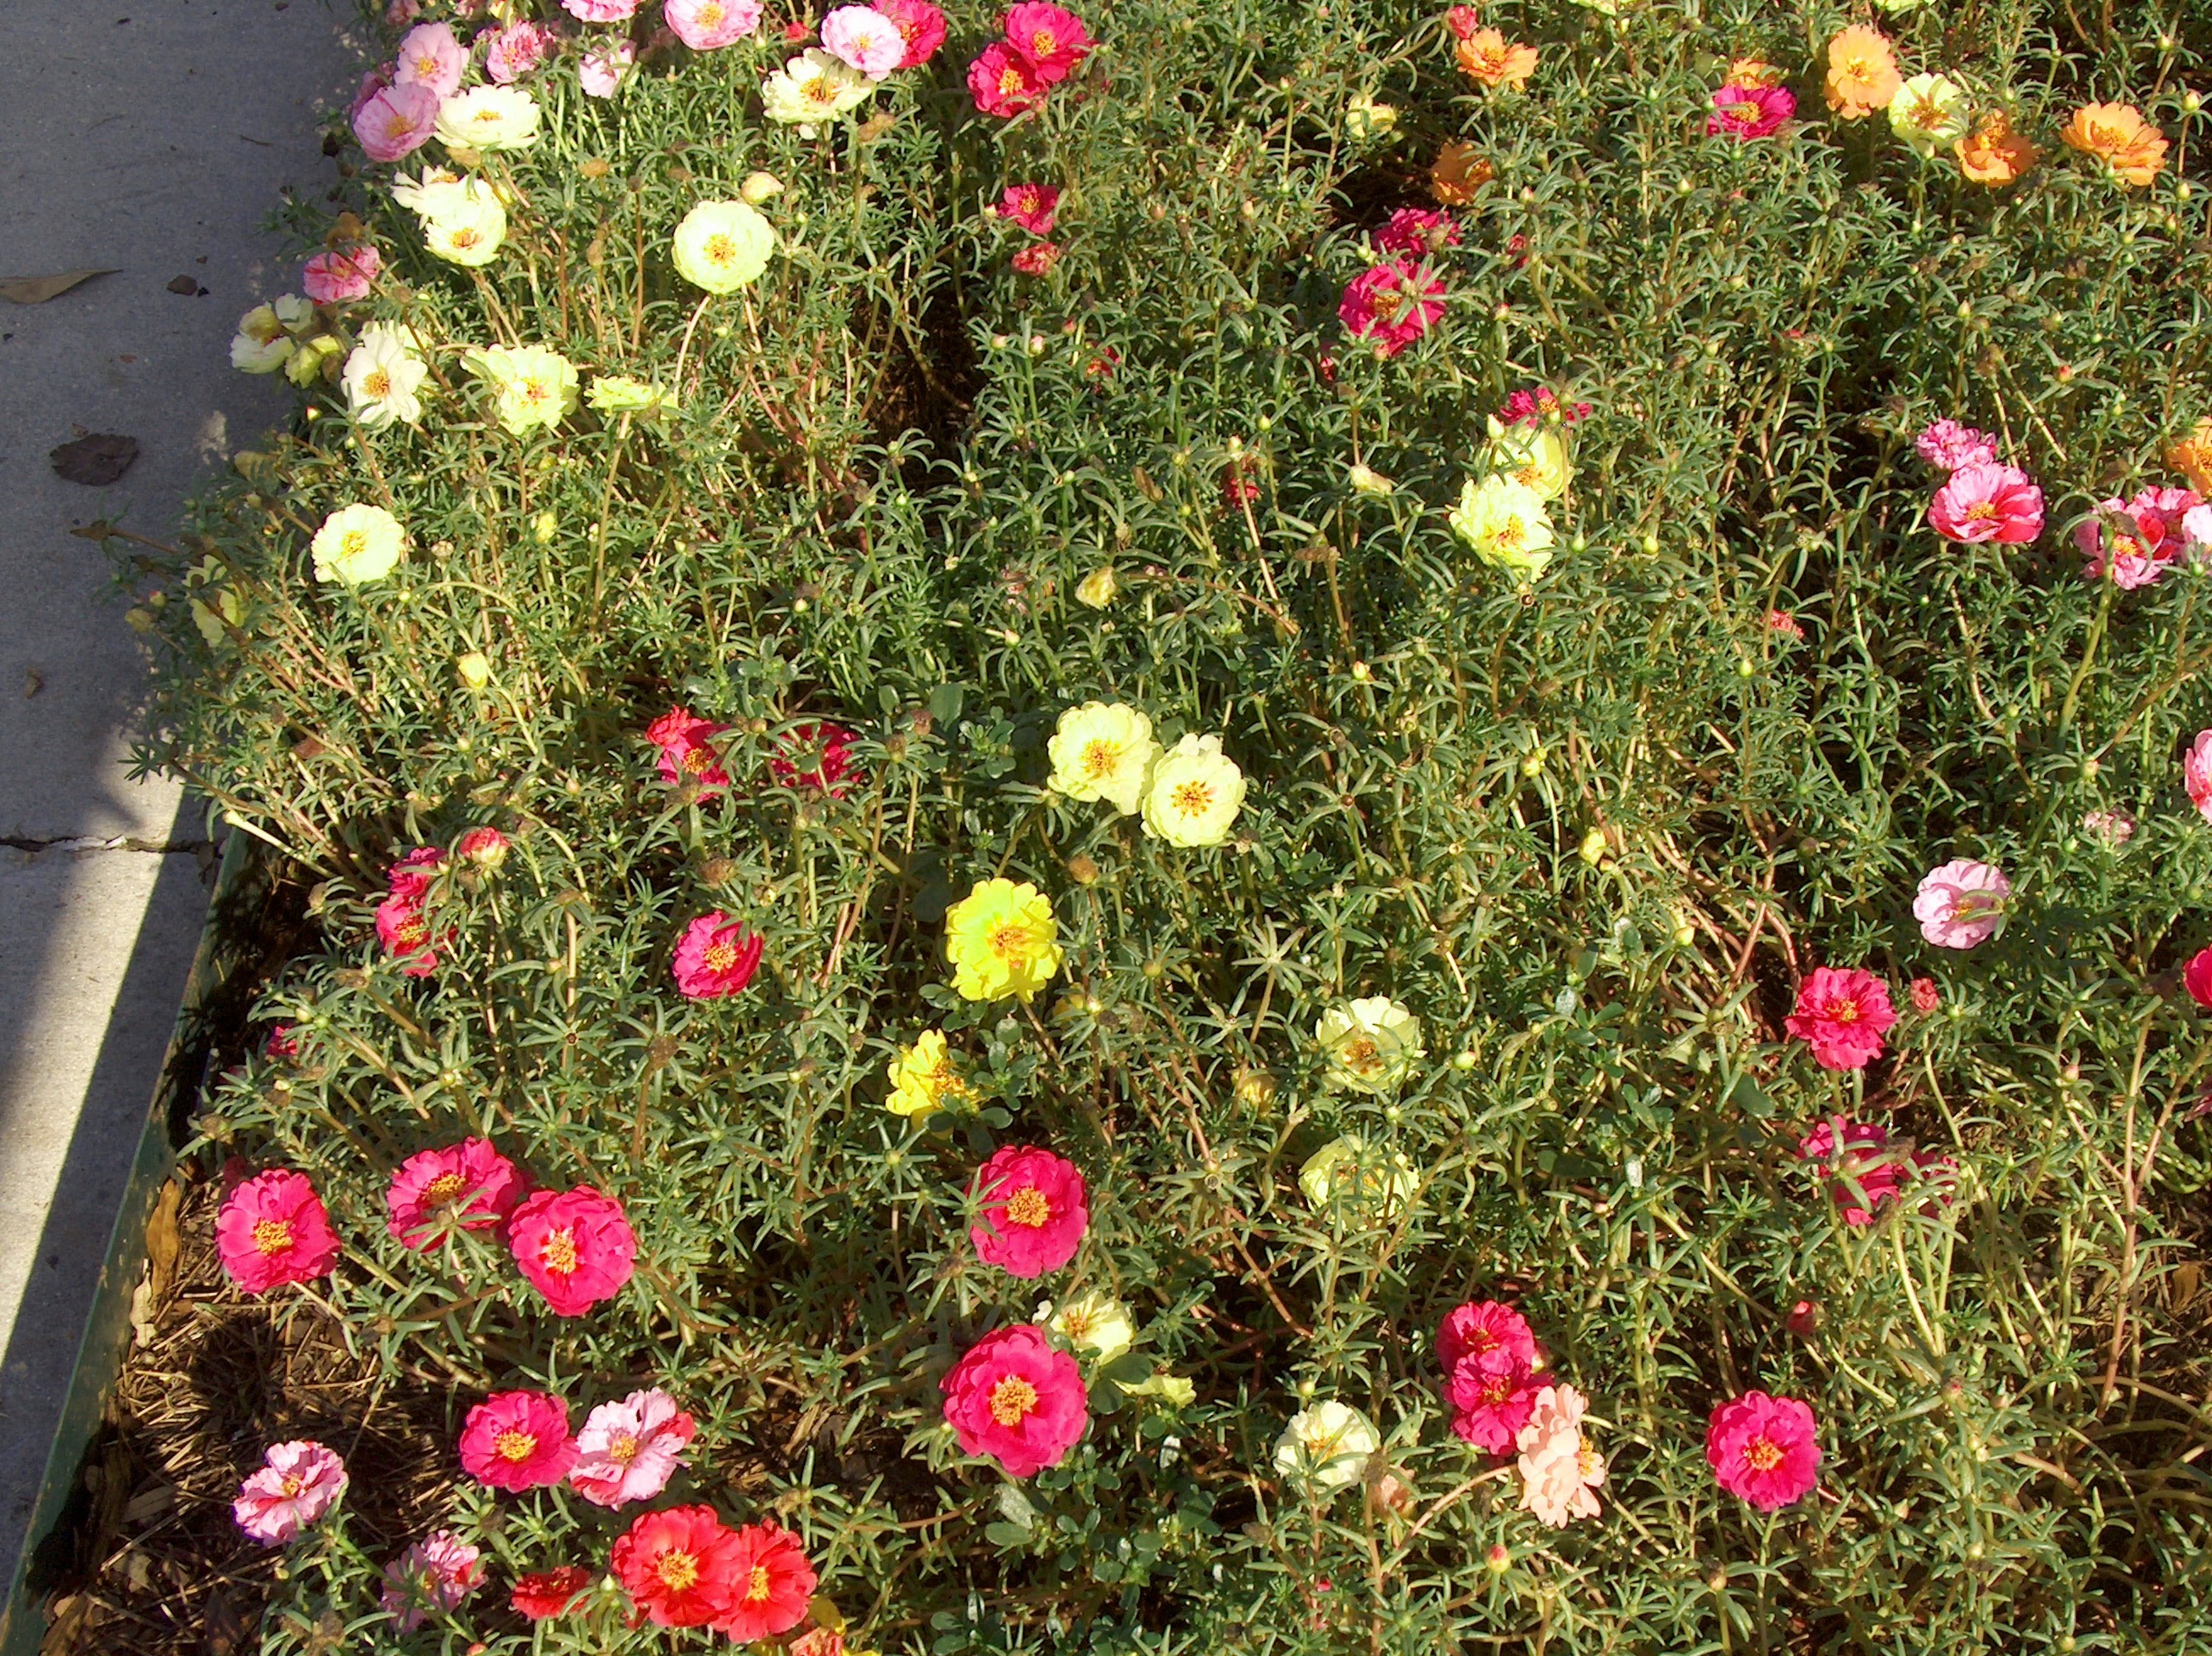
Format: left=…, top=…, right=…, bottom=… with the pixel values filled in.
left=265, top=1023, right=300, bottom=1061
left=388, top=845, right=447, bottom=900
left=1003, top=3, right=1092, bottom=82
left=2078, top=485, right=2204, bottom=588
left=877, top=0, right=946, bottom=64
left=941, top=1323, right=1088, bottom=1477
left=385, top=1138, right=528, bottom=1250
left=970, top=1145, right=1089, bottom=1278
left=969, top=42, right=1046, bottom=115
left=2083, top=808, right=2137, bottom=845
left=1514, top=1385, right=1605, bottom=1526
left=386, top=0, right=422, bottom=24
left=1768, top=608, right=1804, bottom=640
left=995, top=183, right=1060, bottom=236
left=215, top=1170, right=341, bottom=1294
left=1785, top=1299, right=1818, bottom=1337
left=1436, top=1299, right=1539, bottom=1375
left=569, top=1388, right=696, bottom=1508
left=1785, top=966, right=1896, bottom=1071
left=2185, top=503, right=2212, bottom=552
left=563, top=0, right=641, bottom=18
left=353, top=82, right=441, bottom=163
left=1437, top=1300, right=1546, bottom=1453
left=382, top=1530, right=483, bottom=1631
left=1445, top=5, right=1481, bottom=39
left=395, top=21, right=470, bottom=97
left=822, top=5, right=906, bottom=77
left=456, top=825, right=509, bottom=868
left=2186, top=946, right=2212, bottom=1010
left=579, top=38, right=636, bottom=94
left=769, top=722, right=858, bottom=795
left=302, top=245, right=383, bottom=304
left=646, top=707, right=729, bottom=793
left=1373, top=207, right=1460, bottom=257
left=460, top=1390, right=577, bottom=1491
left=1500, top=385, right=1591, bottom=426
left=2185, top=730, right=2212, bottom=822
left=1010, top=241, right=1062, bottom=276
left=665, top=0, right=762, bottom=50
left=486, top=20, right=558, bottom=83
left=673, top=911, right=764, bottom=999
left=1915, top=419, right=1999, bottom=473
left=1798, top=1117, right=1902, bottom=1226
left=233, top=1441, right=349, bottom=1544
left=1908, top=976, right=1941, bottom=1014
left=1913, top=858, right=2011, bottom=948
left=1338, top=259, right=1444, bottom=359
left=1706, top=82, right=1794, bottom=139
left=349, top=63, right=395, bottom=121
left=1706, top=1390, right=1820, bottom=1510
left=375, top=893, right=440, bottom=977
left=1930, top=462, right=2044, bottom=544
left=508, top=1185, right=637, bottom=1315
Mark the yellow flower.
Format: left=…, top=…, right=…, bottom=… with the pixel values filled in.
left=1824, top=25, right=1902, bottom=121
left=886, top=1029, right=969, bottom=1119
left=1140, top=734, right=1246, bottom=847
left=1042, top=1290, right=1135, bottom=1359
left=1315, top=997, right=1425, bottom=1094
left=1485, top=420, right=1570, bottom=500
left=2064, top=102, right=2168, bottom=187
left=433, top=86, right=542, bottom=152
left=944, top=877, right=1063, bottom=1004
left=762, top=49, right=874, bottom=129
left=1075, top=566, right=1118, bottom=608
left=1047, top=702, right=1157, bottom=814
left=1887, top=73, right=1970, bottom=159
left=470, top=344, right=578, bottom=437
left=310, top=502, right=407, bottom=586
left=672, top=199, right=778, bottom=295
left=1299, top=1135, right=1419, bottom=1211
left=1450, top=474, right=1556, bottom=576
left=1348, top=462, right=1394, bottom=496
left=422, top=191, right=509, bottom=266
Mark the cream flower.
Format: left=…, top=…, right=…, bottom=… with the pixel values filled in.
left=229, top=303, right=296, bottom=373
left=1298, top=1134, right=1418, bottom=1211
left=1140, top=733, right=1246, bottom=846
left=1450, top=474, right=1556, bottom=576
left=391, top=166, right=464, bottom=213
left=282, top=333, right=344, bottom=388
left=470, top=344, right=578, bottom=437
left=671, top=199, right=778, bottom=294
left=187, top=558, right=245, bottom=646
left=342, top=324, right=428, bottom=429
left=762, top=48, right=874, bottom=130
left=1485, top=421, right=1570, bottom=500
left=1345, top=94, right=1398, bottom=139
left=586, top=374, right=670, bottom=413
left=422, top=192, right=509, bottom=266
left=1042, top=1290, right=1135, bottom=1360
left=1047, top=702, right=1158, bottom=814
left=1888, top=73, right=1971, bottom=159
left=433, top=85, right=542, bottom=152
left=1315, top=996, right=1424, bottom=1094
left=1075, top=566, right=1118, bottom=607
left=310, top=503, right=407, bottom=585
left=1273, top=1402, right=1380, bottom=1491
left=885, top=1029, right=968, bottom=1119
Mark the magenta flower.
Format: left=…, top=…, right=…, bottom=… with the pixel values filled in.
left=1930, top=462, right=2043, bottom=544
left=1500, top=384, right=1591, bottom=427
left=645, top=707, right=729, bottom=794
left=382, top=1531, right=483, bottom=1631
left=385, top=1138, right=529, bottom=1250
left=1798, top=1117, right=1902, bottom=1226
left=664, top=0, right=762, bottom=50
left=394, top=21, right=469, bottom=98
left=580, top=38, right=636, bottom=95
left=215, top=1171, right=342, bottom=1295
left=1915, top=418, right=1999, bottom=473
left=2077, top=484, right=2204, bottom=589
left=969, top=41, right=1047, bottom=115
left=1706, top=82, right=1794, bottom=139
left=673, top=911, right=764, bottom=999
left=486, top=20, right=557, bottom=83
left=1913, top=858, right=2011, bottom=948
left=994, top=183, right=1060, bottom=236
left=1706, top=1391, right=1820, bottom=1510
left=352, top=83, right=440, bottom=163
left=1436, top=1299, right=1546, bottom=1453
left=1003, top=2, right=1092, bottom=83
left=1339, top=259, right=1444, bottom=359
left=1373, top=207, right=1460, bottom=258
left=969, top=1145, right=1090, bottom=1278
left=2187, top=730, right=2212, bottom=822
left=508, top=1185, right=637, bottom=1315
left=388, top=845, right=446, bottom=900
left=233, top=1441, right=349, bottom=1544
left=877, top=0, right=946, bottom=64
left=569, top=1388, right=697, bottom=1508
left=302, top=245, right=382, bottom=305
left=460, top=1390, right=578, bottom=1491
left=1785, top=966, right=1897, bottom=1071
left=375, top=892, right=439, bottom=977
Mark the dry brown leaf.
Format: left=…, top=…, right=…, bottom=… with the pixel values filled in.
left=50, top=433, right=138, bottom=485
left=0, top=269, right=116, bottom=305
left=144, top=1179, right=182, bottom=1303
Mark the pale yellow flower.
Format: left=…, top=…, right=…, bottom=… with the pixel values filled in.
left=1047, top=702, right=1157, bottom=814
left=1315, top=996, right=1424, bottom=1094
left=762, top=50, right=874, bottom=130
left=740, top=171, right=785, bottom=204
left=229, top=303, right=296, bottom=373
left=470, top=344, right=578, bottom=437
left=1450, top=474, right=1556, bottom=577
left=1486, top=421, right=1570, bottom=500
left=1345, top=94, right=1398, bottom=139
left=282, top=333, right=344, bottom=388
left=456, top=652, right=493, bottom=688
left=1299, top=1134, right=1418, bottom=1211
left=1888, top=73, right=1970, bottom=159
left=433, top=85, right=542, bottom=152
left=586, top=374, right=669, bottom=414
left=422, top=192, right=509, bottom=266
left=1075, top=566, right=1118, bottom=608
left=342, top=324, right=427, bottom=428
left=1140, top=734, right=1246, bottom=847
left=310, top=502, right=406, bottom=585
left=1274, top=1402, right=1379, bottom=1491
left=672, top=199, right=778, bottom=295
left=1042, top=1290, right=1135, bottom=1360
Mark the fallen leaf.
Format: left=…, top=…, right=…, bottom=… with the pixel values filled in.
left=144, top=1179, right=182, bottom=1301
left=0, top=269, right=117, bottom=305
left=39, top=1594, right=91, bottom=1656
left=165, top=275, right=200, bottom=295
left=23, top=668, right=42, bottom=698
left=122, top=1483, right=175, bottom=1525
left=204, top=1589, right=245, bottom=1656
left=50, top=433, right=138, bottom=485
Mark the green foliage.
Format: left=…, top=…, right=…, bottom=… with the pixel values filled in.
left=129, top=0, right=2212, bottom=1649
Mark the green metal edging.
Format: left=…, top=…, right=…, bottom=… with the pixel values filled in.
left=0, top=830, right=254, bottom=1656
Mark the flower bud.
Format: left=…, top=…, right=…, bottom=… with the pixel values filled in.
left=740, top=170, right=785, bottom=204
left=456, top=826, right=508, bottom=870
left=1485, top=1544, right=1511, bottom=1573
left=456, top=652, right=492, bottom=688
left=1578, top=827, right=1608, bottom=864
left=1347, top=462, right=1392, bottom=495
left=1076, top=565, right=1119, bottom=607
left=1234, top=1067, right=1278, bottom=1108
left=1065, top=853, right=1101, bottom=885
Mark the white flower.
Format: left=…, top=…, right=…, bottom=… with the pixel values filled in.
left=391, top=166, right=466, bottom=215
left=310, top=502, right=407, bottom=585
left=1047, top=702, right=1157, bottom=815
left=1274, top=1401, right=1380, bottom=1491
left=670, top=199, right=778, bottom=294
left=342, top=324, right=428, bottom=428
left=422, top=192, right=510, bottom=266
left=1140, top=733, right=1247, bottom=846
left=762, top=48, right=874, bottom=131
left=433, top=85, right=542, bottom=152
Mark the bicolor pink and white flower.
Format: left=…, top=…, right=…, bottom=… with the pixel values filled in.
left=1930, top=462, right=2043, bottom=544
left=233, top=1441, right=349, bottom=1544
left=568, top=1388, right=697, bottom=1508
left=1913, top=858, right=2011, bottom=948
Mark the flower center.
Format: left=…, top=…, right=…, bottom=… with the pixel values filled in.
left=807, top=75, right=842, bottom=107
left=998, top=65, right=1027, bottom=97
left=395, top=915, right=428, bottom=947
left=385, top=112, right=418, bottom=140
left=280, top=1474, right=304, bottom=1497
left=1061, top=1308, right=1094, bottom=1338
left=607, top=1431, right=640, bottom=1463
left=697, top=0, right=723, bottom=24
left=704, top=938, right=738, bottom=972
left=705, top=233, right=736, bottom=266
left=450, top=227, right=483, bottom=250
left=1965, top=501, right=1999, bottom=522
left=494, top=1429, right=538, bottom=1463
left=1744, top=1435, right=1785, bottom=1473
left=541, top=1226, right=579, bottom=1275
left=341, top=530, right=367, bottom=559
left=1004, top=1185, right=1052, bottom=1228
left=1031, top=28, right=1059, bottom=56
left=1830, top=999, right=1860, bottom=1024
left=680, top=746, right=715, bottom=774
left=364, top=369, right=392, bottom=397
left=989, top=922, right=1029, bottom=959
left=656, top=1550, right=699, bottom=1592
left=745, top=1564, right=774, bottom=1603
left=989, top=1374, right=1040, bottom=1425
left=1577, top=1441, right=1601, bottom=1480
left=252, top=1219, right=293, bottom=1256
left=1494, top=518, right=1526, bottom=551
left=1171, top=780, right=1214, bottom=816
left=1341, top=1036, right=1381, bottom=1071
left=1081, top=739, right=1120, bottom=779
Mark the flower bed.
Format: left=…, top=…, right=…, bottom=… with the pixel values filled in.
left=105, top=0, right=2212, bottom=1648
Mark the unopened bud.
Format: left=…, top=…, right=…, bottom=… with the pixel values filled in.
left=740, top=170, right=785, bottom=204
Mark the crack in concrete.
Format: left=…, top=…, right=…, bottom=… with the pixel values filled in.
left=1, top=836, right=215, bottom=856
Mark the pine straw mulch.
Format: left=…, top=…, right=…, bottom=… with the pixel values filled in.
left=36, top=1171, right=455, bottom=1656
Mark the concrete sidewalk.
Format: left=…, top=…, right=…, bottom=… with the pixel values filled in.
left=0, top=0, right=351, bottom=1602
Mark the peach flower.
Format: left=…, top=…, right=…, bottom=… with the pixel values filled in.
left=1824, top=25, right=1901, bottom=120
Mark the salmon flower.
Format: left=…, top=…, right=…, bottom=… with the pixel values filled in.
left=1824, top=25, right=1901, bottom=120
left=2064, top=103, right=2167, bottom=186
left=1456, top=28, right=1537, bottom=89
left=1957, top=109, right=2038, bottom=184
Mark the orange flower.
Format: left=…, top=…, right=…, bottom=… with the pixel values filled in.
left=1956, top=110, right=2039, bottom=185
left=1431, top=141, right=1494, bottom=204
left=2063, top=102, right=2168, bottom=187
left=1824, top=25, right=1902, bottom=120
left=1727, top=58, right=1784, bottom=90
left=1457, top=28, right=1538, bottom=90
left=2168, top=418, right=2212, bottom=493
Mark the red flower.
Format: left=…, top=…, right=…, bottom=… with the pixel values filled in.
left=2187, top=946, right=2212, bottom=1009
left=713, top=1522, right=818, bottom=1642
left=769, top=722, right=858, bottom=795
left=1373, top=207, right=1460, bottom=258
left=1011, top=241, right=1062, bottom=276
left=1706, top=1390, right=1821, bottom=1510
left=1797, top=1118, right=1902, bottom=1227
left=1784, top=965, right=1896, bottom=1071
left=264, top=1022, right=300, bottom=1061
left=1498, top=386, right=1590, bottom=427
left=673, top=911, right=765, bottom=999
left=646, top=708, right=730, bottom=795
left=876, top=0, right=946, bottom=65
left=1338, top=259, right=1444, bottom=359
left=215, top=1170, right=342, bottom=1294
left=507, top=1185, right=637, bottom=1316
left=1221, top=458, right=1261, bottom=508
left=611, top=1505, right=744, bottom=1628
left=1909, top=976, right=1940, bottom=1014
left=994, top=182, right=1059, bottom=235
left=1084, top=345, right=1120, bottom=383
left=1435, top=1299, right=1539, bottom=1374
left=375, top=893, right=440, bottom=977
left=1785, top=1299, right=1819, bottom=1338
left=970, top=1146, right=1089, bottom=1278
left=387, top=845, right=446, bottom=900
left=941, top=1323, right=1089, bottom=1476
left=1003, top=2, right=1092, bottom=83
left=459, top=1390, right=577, bottom=1491
left=969, top=42, right=1045, bottom=116
left=511, top=1565, right=592, bottom=1620
left=385, top=1138, right=528, bottom=1250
